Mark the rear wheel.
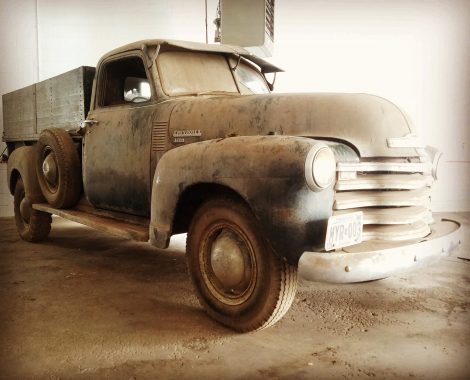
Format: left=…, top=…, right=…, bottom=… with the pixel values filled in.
left=36, top=128, right=81, bottom=208
left=14, top=178, right=52, bottom=242
left=187, top=197, right=297, bottom=332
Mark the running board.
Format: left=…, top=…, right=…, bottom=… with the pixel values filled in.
left=32, top=203, right=149, bottom=242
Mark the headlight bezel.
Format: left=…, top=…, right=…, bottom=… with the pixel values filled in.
left=305, top=143, right=337, bottom=191
left=425, top=145, right=442, bottom=180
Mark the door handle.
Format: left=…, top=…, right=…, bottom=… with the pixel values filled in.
left=80, top=119, right=98, bottom=135
left=82, top=119, right=99, bottom=127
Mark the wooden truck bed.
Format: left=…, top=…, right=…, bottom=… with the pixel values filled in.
left=2, top=66, right=95, bottom=142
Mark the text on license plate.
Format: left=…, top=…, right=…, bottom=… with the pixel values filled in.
left=325, top=212, right=363, bottom=251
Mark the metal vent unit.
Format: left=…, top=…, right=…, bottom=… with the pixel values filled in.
left=219, top=0, right=275, bottom=58
left=265, top=0, right=274, bottom=41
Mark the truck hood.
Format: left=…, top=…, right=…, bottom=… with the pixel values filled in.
left=168, top=93, right=420, bottom=158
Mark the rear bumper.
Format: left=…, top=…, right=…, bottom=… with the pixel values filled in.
left=298, top=218, right=462, bottom=283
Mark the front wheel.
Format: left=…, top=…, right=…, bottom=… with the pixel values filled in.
left=187, top=197, right=297, bottom=332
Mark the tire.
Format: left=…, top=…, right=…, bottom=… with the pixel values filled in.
left=187, top=197, right=298, bottom=332
left=14, top=178, right=52, bottom=242
left=36, top=128, right=81, bottom=208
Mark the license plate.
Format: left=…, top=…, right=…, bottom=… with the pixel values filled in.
left=325, top=212, right=363, bottom=251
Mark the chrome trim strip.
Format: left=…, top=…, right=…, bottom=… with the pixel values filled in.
left=333, top=206, right=432, bottom=225
left=337, top=161, right=430, bottom=173
left=335, top=173, right=433, bottom=191
left=362, top=221, right=430, bottom=241
left=334, top=188, right=431, bottom=210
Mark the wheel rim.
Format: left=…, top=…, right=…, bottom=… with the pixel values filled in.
left=201, top=224, right=257, bottom=306
left=41, top=146, right=59, bottom=193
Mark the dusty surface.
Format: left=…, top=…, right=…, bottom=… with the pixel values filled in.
left=0, top=213, right=469, bottom=379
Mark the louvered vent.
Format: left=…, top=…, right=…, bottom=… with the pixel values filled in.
left=151, top=121, right=167, bottom=153
left=265, top=0, right=275, bottom=41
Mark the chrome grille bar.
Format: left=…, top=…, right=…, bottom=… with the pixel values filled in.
left=335, top=158, right=433, bottom=242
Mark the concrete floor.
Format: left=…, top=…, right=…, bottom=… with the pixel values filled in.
left=0, top=213, right=469, bottom=380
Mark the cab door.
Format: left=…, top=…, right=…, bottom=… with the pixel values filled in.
left=83, top=52, right=155, bottom=217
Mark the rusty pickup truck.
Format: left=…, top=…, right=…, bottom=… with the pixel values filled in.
left=3, top=39, right=462, bottom=332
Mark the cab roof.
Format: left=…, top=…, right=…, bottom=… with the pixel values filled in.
left=101, top=39, right=283, bottom=73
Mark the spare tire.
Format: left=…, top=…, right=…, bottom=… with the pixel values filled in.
left=36, top=128, right=81, bottom=208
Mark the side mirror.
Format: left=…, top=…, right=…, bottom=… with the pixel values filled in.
left=263, top=72, right=277, bottom=91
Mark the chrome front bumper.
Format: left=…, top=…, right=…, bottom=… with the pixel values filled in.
left=298, top=218, right=462, bottom=283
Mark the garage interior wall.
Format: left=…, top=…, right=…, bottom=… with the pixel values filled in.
left=1, top=0, right=469, bottom=217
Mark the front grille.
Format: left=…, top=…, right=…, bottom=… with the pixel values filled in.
left=334, top=158, right=434, bottom=241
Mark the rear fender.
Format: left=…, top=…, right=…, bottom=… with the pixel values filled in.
left=7, top=146, right=45, bottom=203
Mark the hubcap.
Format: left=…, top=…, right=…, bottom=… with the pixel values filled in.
left=42, top=152, right=58, bottom=186
left=203, top=226, right=256, bottom=305
left=19, top=197, right=31, bottom=224
left=210, top=229, right=248, bottom=289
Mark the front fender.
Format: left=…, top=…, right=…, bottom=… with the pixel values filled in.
left=7, top=146, right=45, bottom=203
left=150, top=136, right=345, bottom=263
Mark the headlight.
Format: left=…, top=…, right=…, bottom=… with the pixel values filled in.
left=305, top=144, right=336, bottom=191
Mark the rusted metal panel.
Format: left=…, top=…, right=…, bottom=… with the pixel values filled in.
left=102, top=39, right=283, bottom=73
left=2, top=84, right=37, bottom=140
left=6, top=146, right=46, bottom=203
left=149, top=135, right=340, bottom=263
left=3, top=67, right=95, bottom=143
left=83, top=105, right=154, bottom=217
left=167, top=93, right=421, bottom=158
left=32, top=203, right=149, bottom=241
left=36, top=66, right=95, bottom=133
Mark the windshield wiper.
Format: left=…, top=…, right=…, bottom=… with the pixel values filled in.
left=195, top=90, right=239, bottom=96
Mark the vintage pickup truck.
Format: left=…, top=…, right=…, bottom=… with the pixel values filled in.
left=3, top=39, right=462, bottom=332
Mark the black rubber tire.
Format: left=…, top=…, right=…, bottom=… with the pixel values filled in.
left=14, top=178, right=52, bottom=242
left=187, top=197, right=298, bottom=332
left=36, top=128, right=81, bottom=208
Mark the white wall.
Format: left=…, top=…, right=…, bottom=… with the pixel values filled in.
left=269, top=0, right=470, bottom=212
left=1, top=0, right=469, bottom=216
left=0, top=0, right=208, bottom=216
left=0, top=0, right=39, bottom=216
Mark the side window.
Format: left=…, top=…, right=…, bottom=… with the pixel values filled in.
left=100, top=56, right=151, bottom=106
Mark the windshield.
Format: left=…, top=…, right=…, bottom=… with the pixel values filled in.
left=157, top=51, right=238, bottom=96
left=232, top=60, right=270, bottom=94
